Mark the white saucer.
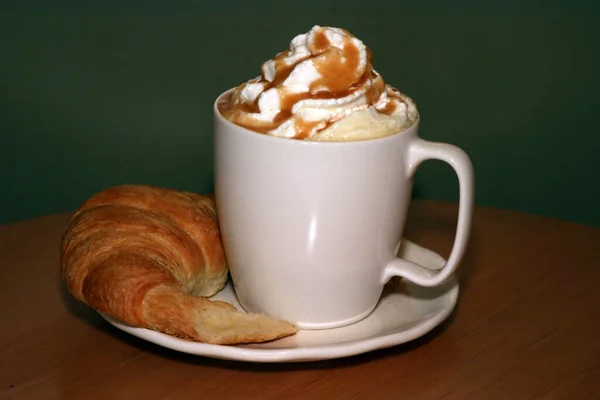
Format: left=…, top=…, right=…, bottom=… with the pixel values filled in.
left=101, top=239, right=458, bottom=363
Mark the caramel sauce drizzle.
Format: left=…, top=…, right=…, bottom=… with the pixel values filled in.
left=379, top=100, right=397, bottom=115
left=294, top=118, right=324, bottom=140
left=220, top=27, right=389, bottom=138
left=308, top=30, right=362, bottom=95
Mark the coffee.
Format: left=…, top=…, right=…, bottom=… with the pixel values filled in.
left=218, top=26, right=419, bottom=142
left=213, top=26, right=474, bottom=329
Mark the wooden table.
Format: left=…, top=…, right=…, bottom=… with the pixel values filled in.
left=1, top=201, right=599, bottom=399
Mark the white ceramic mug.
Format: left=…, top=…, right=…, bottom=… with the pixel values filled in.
left=214, top=90, right=474, bottom=329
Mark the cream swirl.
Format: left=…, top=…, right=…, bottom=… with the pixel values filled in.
left=220, top=25, right=418, bottom=141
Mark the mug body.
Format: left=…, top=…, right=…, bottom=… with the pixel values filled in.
left=214, top=92, right=419, bottom=329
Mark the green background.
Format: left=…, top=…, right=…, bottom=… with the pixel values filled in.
left=2, top=1, right=599, bottom=227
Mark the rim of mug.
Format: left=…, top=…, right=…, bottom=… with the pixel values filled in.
left=213, top=88, right=420, bottom=146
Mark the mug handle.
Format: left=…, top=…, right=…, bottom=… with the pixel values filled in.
left=381, top=138, right=475, bottom=286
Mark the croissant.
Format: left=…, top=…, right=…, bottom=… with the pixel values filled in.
left=60, top=184, right=296, bottom=344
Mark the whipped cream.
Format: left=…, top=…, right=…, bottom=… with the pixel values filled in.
left=220, top=25, right=418, bottom=141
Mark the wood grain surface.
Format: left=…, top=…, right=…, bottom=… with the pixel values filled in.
left=1, top=200, right=598, bottom=399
